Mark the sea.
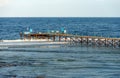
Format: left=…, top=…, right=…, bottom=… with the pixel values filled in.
left=0, top=17, right=120, bottom=78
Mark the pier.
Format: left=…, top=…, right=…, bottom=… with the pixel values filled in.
left=20, top=32, right=73, bottom=42
left=70, top=36, right=120, bottom=47
left=20, top=32, right=120, bottom=48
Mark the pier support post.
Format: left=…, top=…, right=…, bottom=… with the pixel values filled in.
left=24, top=34, right=26, bottom=40
left=29, top=35, right=31, bottom=40
left=59, top=36, right=61, bottom=42
left=48, top=36, right=50, bottom=41
left=65, top=36, right=67, bottom=42
left=119, top=40, right=120, bottom=47
left=105, top=39, right=107, bottom=47
left=36, top=34, right=38, bottom=39
left=80, top=37, right=83, bottom=44
left=86, top=37, right=88, bottom=45
left=53, top=35, right=55, bottom=41
left=112, top=39, right=114, bottom=46
left=98, top=39, right=101, bottom=46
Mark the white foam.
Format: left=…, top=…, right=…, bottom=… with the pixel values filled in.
left=2, top=39, right=52, bottom=42
left=0, top=39, right=68, bottom=46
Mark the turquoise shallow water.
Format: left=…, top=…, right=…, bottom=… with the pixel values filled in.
left=0, top=17, right=120, bottom=78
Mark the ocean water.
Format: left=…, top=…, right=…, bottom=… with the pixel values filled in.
left=0, top=17, right=120, bottom=78
left=0, top=17, right=120, bottom=39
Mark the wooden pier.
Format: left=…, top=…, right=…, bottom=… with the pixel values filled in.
left=70, top=36, right=120, bottom=47
left=20, top=32, right=120, bottom=48
left=20, top=32, right=74, bottom=42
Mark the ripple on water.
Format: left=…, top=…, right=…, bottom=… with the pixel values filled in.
left=0, top=45, right=120, bottom=78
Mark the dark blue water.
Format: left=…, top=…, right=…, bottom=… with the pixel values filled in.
left=0, top=18, right=120, bottom=78
left=0, top=17, right=120, bottom=39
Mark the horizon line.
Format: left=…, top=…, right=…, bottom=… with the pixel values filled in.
left=0, top=16, right=120, bottom=18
